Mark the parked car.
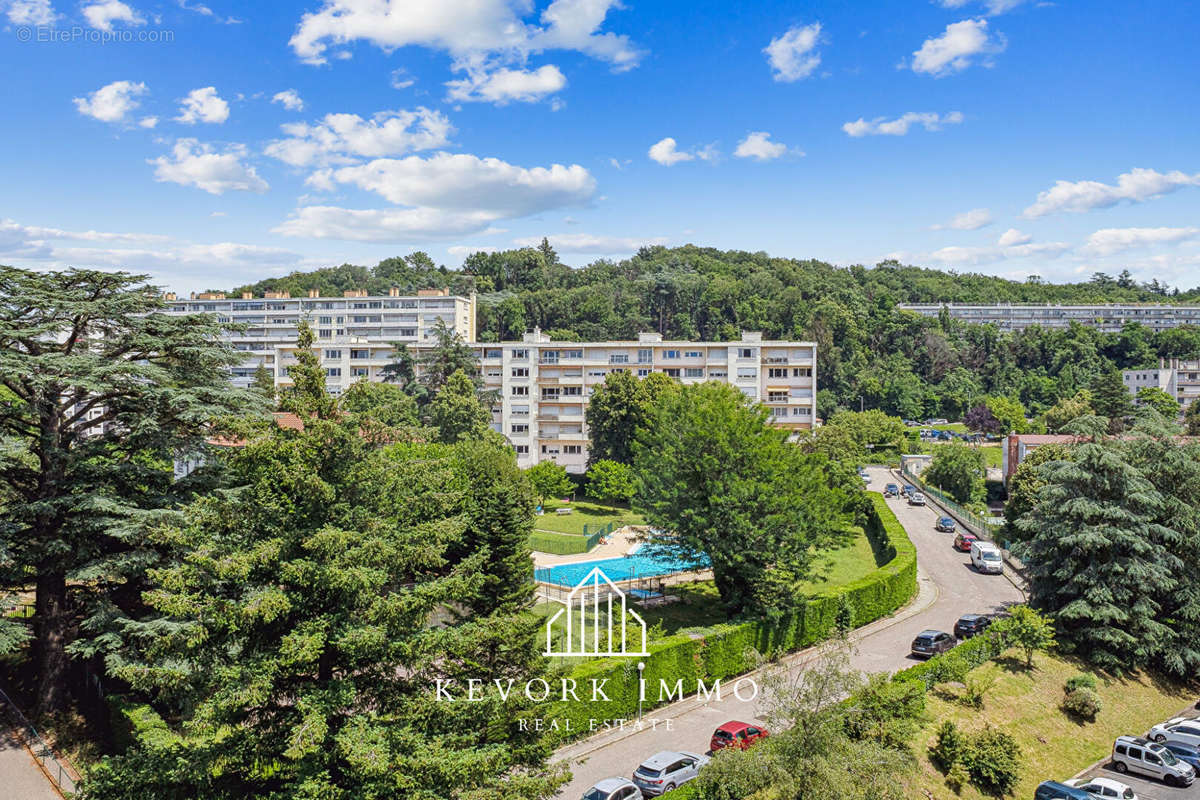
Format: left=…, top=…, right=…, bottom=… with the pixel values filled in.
left=910, top=629, right=956, bottom=658
left=953, top=613, right=992, bottom=638
left=908, top=492, right=926, bottom=506
left=1035, top=780, right=1102, bottom=800
left=632, top=751, right=709, bottom=796
left=581, top=777, right=643, bottom=800
left=970, top=541, right=1004, bottom=574
left=710, top=721, right=768, bottom=752
left=953, top=532, right=979, bottom=552
left=884, top=483, right=900, bottom=497
left=1065, top=777, right=1138, bottom=799
left=1149, top=717, right=1200, bottom=747
left=935, top=516, right=956, bottom=532
left=901, top=484, right=916, bottom=497
left=1112, top=736, right=1196, bottom=786
left=1160, top=740, right=1200, bottom=771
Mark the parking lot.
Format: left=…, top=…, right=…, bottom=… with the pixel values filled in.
left=1077, top=764, right=1200, bottom=800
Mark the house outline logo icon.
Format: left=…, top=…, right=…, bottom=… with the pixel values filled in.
left=544, top=566, right=648, bottom=657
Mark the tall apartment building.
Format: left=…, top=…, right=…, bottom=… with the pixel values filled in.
left=164, top=291, right=818, bottom=473
left=899, top=303, right=1200, bottom=333
left=1123, top=358, right=1200, bottom=411
left=474, top=330, right=818, bottom=472
left=164, top=288, right=476, bottom=394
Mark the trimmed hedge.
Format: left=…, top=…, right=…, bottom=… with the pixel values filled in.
left=544, top=493, right=918, bottom=742
left=893, top=630, right=1009, bottom=689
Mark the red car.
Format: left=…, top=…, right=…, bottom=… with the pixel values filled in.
left=953, top=532, right=979, bottom=552
left=710, top=721, right=769, bottom=752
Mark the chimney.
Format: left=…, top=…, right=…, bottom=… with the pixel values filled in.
left=189, top=292, right=196, bottom=300
left=163, top=292, right=176, bottom=301
left=308, top=289, right=320, bottom=298
left=389, top=287, right=400, bottom=297
left=241, top=292, right=252, bottom=299
left=417, top=287, right=449, bottom=297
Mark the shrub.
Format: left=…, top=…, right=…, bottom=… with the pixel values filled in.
left=1064, top=673, right=1097, bottom=694
left=929, top=720, right=966, bottom=771
left=962, top=665, right=999, bottom=710
left=946, top=761, right=969, bottom=794
left=963, top=726, right=1022, bottom=796
left=1063, top=687, right=1102, bottom=720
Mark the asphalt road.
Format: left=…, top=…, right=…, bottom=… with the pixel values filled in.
left=1077, top=763, right=1200, bottom=800
left=553, top=466, right=1026, bottom=798
left=0, top=718, right=61, bottom=800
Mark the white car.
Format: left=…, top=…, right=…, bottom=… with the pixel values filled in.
left=1149, top=717, right=1200, bottom=747
left=907, top=492, right=926, bottom=506
left=632, top=751, right=709, bottom=796
left=1065, top=777, right=1138, bottom=799
left=582, top=777, right=642, bottom=800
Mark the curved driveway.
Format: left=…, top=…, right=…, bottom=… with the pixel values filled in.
left=553, top=466, right=1025, bottom=797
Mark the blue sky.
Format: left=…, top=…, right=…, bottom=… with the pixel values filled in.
left=1, top=0, right=1198, bottom=292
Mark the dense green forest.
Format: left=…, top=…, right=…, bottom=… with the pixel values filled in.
left=231, top=245, right=1200, bottom=420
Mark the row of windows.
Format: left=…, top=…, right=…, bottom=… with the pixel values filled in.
left=768, top=367, right=813, bottom=378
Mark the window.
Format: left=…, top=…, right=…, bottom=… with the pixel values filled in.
left=511, top=367, right=529, bottom=377
left=563, top=445, right=582, bottom=454
left=737, top=367, right=758, bottom=379
left=792, top=367, right=812, bottom=377
left=514, top=445, right=529, bottom=455
left=398, top=328, right=416, bottom=337
left=792, top=407, right=811, bottom=416
left=684, top=368, right=703, bottom=378
left=709, top=369, right=727, bottom=378
left=511, top=424, right=529, bottom=434
left=563, top=349, right=583, bottom=359
left=738, top=347, right=755, bottom=359
left=662, top=368, right=681, bottom=377
left=326, top=367, right=341, bottom=377
left=350, top=349, right=370, bottom=359
left=609, top=353, right=629, bottom=364
left=663, top=349, right=680, bottom=359
left=318, top=329, right=332, bottom=338
left=484, top=348, right=502, bottom=359
left=685, top=351, right=702, bottom=358
left=768, top=391, right=788, bottom=402
left=511, top=386, right=529, bottom=396
left=637, top=349, right=652, bottom=364
left=637, top=368, right=650, bottom=377
left=511, top=349, right=529, bottom=360
left=324, top=349, right=342, bottom=359
left=351, top=367, right=368, bottom=377
left=768, top=368, right=788, bottom=379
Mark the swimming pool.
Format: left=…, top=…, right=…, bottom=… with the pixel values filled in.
left=534, top=551, right=709, bottom=587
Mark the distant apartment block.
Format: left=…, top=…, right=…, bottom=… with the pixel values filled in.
left=899, top=303, right=1200, bottom=333
left=164, top=288, right=477, bottom=393
left=1123, top=358, right=1200, bottom=411
left=475, top=330, right=817, bottom=472
left=164, top=292, right=817, bottom=473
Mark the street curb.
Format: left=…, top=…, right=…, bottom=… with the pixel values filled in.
left=552, top=562, right=939, bottom=766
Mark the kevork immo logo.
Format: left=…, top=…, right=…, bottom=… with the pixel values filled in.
left=544, top=566, right=648, bottom=657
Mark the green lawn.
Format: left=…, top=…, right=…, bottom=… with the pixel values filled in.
left=908, top=650, right=1198, bottom=800
left=980, top=444, right=1002, bottom=469
left=534, top=499, right=645, bottom=535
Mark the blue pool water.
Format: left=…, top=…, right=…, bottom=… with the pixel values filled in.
left=534, top=551, right=709, bottom=587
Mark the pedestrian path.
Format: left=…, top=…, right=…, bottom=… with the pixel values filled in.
left=0, top=716, right=62, bottom=800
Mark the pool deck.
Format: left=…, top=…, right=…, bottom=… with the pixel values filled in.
left=531, top=526, right=645, bottom=568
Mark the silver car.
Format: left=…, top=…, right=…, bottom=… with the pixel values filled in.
left=582, top=777, right=642, bottom=800
left=632, top=751, right=709, bottom=796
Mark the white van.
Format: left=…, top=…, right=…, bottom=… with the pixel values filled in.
left=970, top=541, right=1004, bottom=575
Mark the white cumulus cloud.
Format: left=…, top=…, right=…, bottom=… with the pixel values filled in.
left=763, top=23, right=823, bottom=82
left=997, top=228, right=1031, bottom=246
left=843, top=111, right=964, bottom=137
left=175, top=87, right=230, bottom=124
left=911, top=19, right=1005, bottom=76
left=265, top=107, right=453, bottom=167
left=931, top=208, right=993, bottom=231
left=446, top=64, right=567, bottom=105
left=1023, top=168, right=1200, bottom=218
left=1083, top=227, right=1200, bottom=256
left=149, top=139, right=269, bottom=195
left=73, top=80, right=148, bottom=123
left=81, top=0, right=144, bottom=30
left=271, top=89, right=305, bottom=111
left=512, top=232, right=668, bottom=253
left=648, top=137, right=716, bottom=166
left=6, top=0, right=56, bottom=25
left=734, top=131, right=789, bottom=161
left=288, top=0, right=642, bottom=72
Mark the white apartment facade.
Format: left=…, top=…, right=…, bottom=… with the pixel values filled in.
left=165, top=290, right=818, bottom=473
left=1123, top=359, right=1200, bottom=411
left=164, top=288, right=476, bottom=395
left=899, top=303, right=1200, bottom=333
left=475, top=330, right=818, bottom=473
